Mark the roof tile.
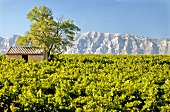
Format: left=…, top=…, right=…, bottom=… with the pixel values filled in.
left=6, top=47, right=44, bottom=55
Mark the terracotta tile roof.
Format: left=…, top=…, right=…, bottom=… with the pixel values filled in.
left=6, top=47, right=44, bottom=55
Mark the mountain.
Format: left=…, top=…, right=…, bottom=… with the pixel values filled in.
left=0, top=37, right=3, bottom=41
left=0, top=35, right=18, bottom=53
left=65, top=32, right=170, bottom=54
left=0, top=32, right=170, bottom=54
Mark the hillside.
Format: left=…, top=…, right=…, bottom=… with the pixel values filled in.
left=0, top=32, right=170, bottom=54
left=0, top=35, right=18, bottom=53
left=65, top=32, right=170, bottom=54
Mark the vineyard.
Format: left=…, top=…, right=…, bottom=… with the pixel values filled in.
left=0, top=54, right=170, bottom=111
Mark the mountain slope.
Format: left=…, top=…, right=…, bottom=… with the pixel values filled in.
left=0, top=32, right=170, bottom=54
left=0, top=37, right=3, bottom=43
left=0, top=35, right=18, bottom=53
left=65, top=32, right=170, bottom=54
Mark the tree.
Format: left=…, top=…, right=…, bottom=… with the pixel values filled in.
left=16, top=6, right=81, bottom=60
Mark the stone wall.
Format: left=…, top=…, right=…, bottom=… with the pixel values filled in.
left=6, top=55, right=22, bottom=60
left=28, top=55, right=44, bottom=61
left=6, top=54, right=44, bottom=61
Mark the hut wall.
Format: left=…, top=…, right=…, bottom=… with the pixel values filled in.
left=6, top=55, right=22, bottom=59
left=28, top=55, right=44, bottom=61
left=6, top=54, right=44, bottom=61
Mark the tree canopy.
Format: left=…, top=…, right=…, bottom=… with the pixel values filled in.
left=16, top=6, right=81, bottom=59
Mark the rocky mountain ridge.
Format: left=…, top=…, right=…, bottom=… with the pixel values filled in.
left=65, top=32, right=170, bottom=54
left=0, top=35, right=18, bottom=53
left=0, top=32, right=170, bottom=54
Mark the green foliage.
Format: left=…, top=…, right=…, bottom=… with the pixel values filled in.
left=16, top=6, right=81, bottom=59
left=0, top=54, right=170, bottom=111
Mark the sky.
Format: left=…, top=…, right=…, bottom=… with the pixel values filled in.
left=0, top=0, right=170, bottom=38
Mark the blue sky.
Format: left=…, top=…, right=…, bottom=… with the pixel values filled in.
left=0, top=0, right=170, bottom=38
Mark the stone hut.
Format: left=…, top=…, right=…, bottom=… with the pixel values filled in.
left=6, top=47, right=47, bottom=61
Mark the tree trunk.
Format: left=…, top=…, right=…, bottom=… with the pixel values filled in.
left=47, top=50, right=51, bottom=60
left=47, top=44, right=54, bottom=60
left=43, top=48, right=48, bottom=60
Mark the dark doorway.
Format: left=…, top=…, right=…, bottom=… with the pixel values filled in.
left=22, top=55, right=28, bottom=62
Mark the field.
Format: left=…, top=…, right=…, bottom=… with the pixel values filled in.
left=0, top=54, right=170, bottom=111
